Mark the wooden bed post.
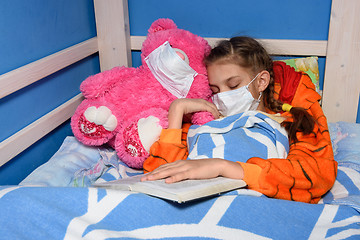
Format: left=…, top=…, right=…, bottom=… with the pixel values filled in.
left=93, top=0, right=132, bottom=71
left=322, top=0, right=360, bottom=123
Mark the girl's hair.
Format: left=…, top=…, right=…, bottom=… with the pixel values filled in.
left=204, top=36, right=315, bottom=142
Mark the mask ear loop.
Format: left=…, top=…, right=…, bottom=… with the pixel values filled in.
left=246, top=72, right=262, bottom=101
left=246, top=72, right=261, bottom=90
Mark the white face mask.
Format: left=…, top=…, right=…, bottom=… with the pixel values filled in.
left=212, top=73, right=262, bottom=117
left=145, top=41, right=198, bottom=98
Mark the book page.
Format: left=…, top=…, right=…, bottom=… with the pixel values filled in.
left=92, top=174, right=145, bottom=190
left=135, top=177, right=244, bottom=194
left=93, top=174, right=246, bottom=203
left=134, top=177, right=246, bottom=203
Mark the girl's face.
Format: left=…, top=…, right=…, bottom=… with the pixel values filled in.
left=207, top=62, right=259, bottom=99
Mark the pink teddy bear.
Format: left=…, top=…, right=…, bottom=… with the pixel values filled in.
left=71, top=18, right=214, bottom=169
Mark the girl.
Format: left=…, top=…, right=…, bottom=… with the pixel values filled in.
left=141, top=36, right=337, bottom=204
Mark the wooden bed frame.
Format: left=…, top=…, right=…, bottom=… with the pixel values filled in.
left=0, top=0, right=359, bottom=168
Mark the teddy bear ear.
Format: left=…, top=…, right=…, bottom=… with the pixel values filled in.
left=148, top=18, right=177, bottom=34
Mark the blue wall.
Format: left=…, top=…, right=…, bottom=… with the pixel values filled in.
left=128, top=0, right=331, bottom=39
left=128, top=0, right=331, bottom=87
left=3, top=0, right=356, bottom=185
left=0, top=0, right=99, bottom=184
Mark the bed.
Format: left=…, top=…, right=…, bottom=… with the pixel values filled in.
left=1, top=0, right=360, bottom=239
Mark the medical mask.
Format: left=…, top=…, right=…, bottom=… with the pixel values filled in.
left=212, top=73, right=262, bottom=117
left=145, top=41, right=198, bottom=98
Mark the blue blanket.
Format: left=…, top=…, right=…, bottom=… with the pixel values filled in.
left=1, top=165, right=359, bottom=239
left=0, top=122, right=358, bottom=239
left=187, top=111, right=289, bottom=161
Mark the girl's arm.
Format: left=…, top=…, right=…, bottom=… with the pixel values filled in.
left=167, top=98, right=220, bottom=129
left=142, top=158, right=244, bottom=183
left=142, top=98, right=220, bottom=173
left=142, top=98, right=244, bottom=182
left=245, top=99, right=336, bottom=203
left=242, top=75, right=337, bottom=203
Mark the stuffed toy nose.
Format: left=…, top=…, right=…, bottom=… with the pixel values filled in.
left=176, top=51, right=186, bottom=60
left=173, top=48, right=189, bottom=64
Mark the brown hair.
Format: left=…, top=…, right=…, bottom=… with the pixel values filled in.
left=204, top=36, right=315, bottom=142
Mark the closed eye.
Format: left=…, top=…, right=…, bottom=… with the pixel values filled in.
left=229, top=84, right=239, bottom=90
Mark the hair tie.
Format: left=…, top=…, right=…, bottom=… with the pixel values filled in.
left=282, top=103, right=293, bottom=112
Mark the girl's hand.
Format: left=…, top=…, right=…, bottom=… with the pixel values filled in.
left=168, top=99, right=220, bottom=129
left=141, top=158, right=244, bottom=183
left=171, top=98, right=220, bottom=116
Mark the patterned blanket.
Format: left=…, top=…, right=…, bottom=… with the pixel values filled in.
left=187, top=111, right=289, bottom=161
left=1, top=163, right=359, bottom=239
left=0, top=122, right=359, bottom=239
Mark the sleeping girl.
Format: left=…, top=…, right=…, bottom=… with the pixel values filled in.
left=141, top=36, right=337, bottom=204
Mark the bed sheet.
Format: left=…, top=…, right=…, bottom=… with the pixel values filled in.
left=0, top=121, right=359, bottom=239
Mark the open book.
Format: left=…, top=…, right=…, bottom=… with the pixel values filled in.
left=93, top=174, right=246, bottom=203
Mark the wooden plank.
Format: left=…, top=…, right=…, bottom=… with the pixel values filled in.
left=94, top=0, right=131, bottom=71
left=0, top=94, right=84, bottom=167
left=257, top=39, right=327, bottom=57
left=130, top=36, right=327, bottom=56
left=130, top=36, right=145, bottom=51
left=322, top=0, right=360, bottom=123
left=0, top=38, right=98, bottom=99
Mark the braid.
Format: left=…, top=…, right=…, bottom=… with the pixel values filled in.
left=264, top=66, right=316, bottom=142
left=282, top=106, right=316, bottom=143
left=263, top=64, right=283, bottom=113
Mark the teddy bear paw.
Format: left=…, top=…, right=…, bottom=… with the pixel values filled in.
left=123, top=122, right=148, bottom=158
left=137, top=116, right=163, bottom=152
left=79, top=106, right=118, bottom=138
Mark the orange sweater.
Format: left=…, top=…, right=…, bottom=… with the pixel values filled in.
left=143, top=66, right=337, bottom=204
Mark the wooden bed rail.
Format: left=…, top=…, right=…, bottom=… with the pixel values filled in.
left=131, top=36, right=328, bottom=57
left=0, top=38, right=98, bottom=166
left=0, top=94, right=84, bottom=167
left=0, top=38, right=98, bottom=100
left=322, top=0, right=360, bottom=123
